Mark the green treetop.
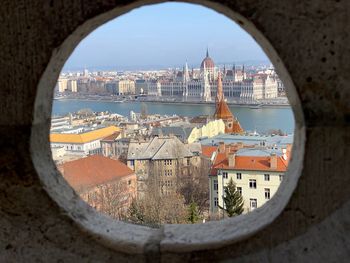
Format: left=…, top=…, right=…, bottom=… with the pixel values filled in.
left=187, top=201, right=200, bottom=224
left=218, top=178, right=244, bottom=217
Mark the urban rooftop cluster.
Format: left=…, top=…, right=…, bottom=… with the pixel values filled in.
left=51, top=68, right=293, bottom=225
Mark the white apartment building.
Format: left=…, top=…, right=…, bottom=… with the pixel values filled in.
left=209, top=146, right=290, bottom=216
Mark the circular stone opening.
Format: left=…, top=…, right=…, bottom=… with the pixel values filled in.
left=31, top=1, right=305, bottom=254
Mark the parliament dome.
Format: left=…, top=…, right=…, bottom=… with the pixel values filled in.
left=200, top=48, right=215, bottom=69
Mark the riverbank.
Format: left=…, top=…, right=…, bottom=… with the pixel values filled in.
left=52, top=98, right=295, bottom=133
left=54, top=96, right=291, bottom=109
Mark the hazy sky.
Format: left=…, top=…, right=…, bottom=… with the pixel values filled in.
left=64, top=2, right=269, bottom=71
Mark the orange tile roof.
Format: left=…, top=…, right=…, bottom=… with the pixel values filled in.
left=201, top=145, right=218, bottom=158
left=211, top=153, right=288, bottom=175
left=50, top=126, right=120, bottom=144
left=59, top=155, right=134, bottom=191
left=214, top=73, right=244, bottom=134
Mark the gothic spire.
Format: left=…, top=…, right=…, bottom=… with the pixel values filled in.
left=216, top=71, right=223, bottom=103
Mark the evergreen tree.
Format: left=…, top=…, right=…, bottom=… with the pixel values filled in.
left=218, top=178, right=244, bottom=217
left=187, top=201, right=200, bottom=224
left=127, top=198, right=145, bottom=224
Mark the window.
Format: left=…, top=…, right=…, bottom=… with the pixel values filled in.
left=265, top=188, right=270, bottom=199
left=264, top=174, right=270, bottom=181
left=279, top=174, right=283, bottom=181
left=222, top=172, right=228, bottom=179
left=164, top=159, right=172, bottom=166
left=250, top=199, right=257, bottom=210
left=128, top=180, right=132, bottom=185
left=130, top=160, right=134, bottom=166
left=249, top=179, right=257, bottom=189
left=213, top=180, right=218, bottom=190
left=214, top=197, right=218, bottom=207
left=237, top=173, right=242, bottom=180
left=237, top=187, right=242, bottom=195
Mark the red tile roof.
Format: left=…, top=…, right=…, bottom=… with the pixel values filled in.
left=210, top=153, right=288, bottom=176
left=201, top=145, right=218, bottom=158
left=59, top=155, right=134, bottom=191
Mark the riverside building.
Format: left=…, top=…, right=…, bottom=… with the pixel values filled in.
left=147, top=49, right=280, bottom=103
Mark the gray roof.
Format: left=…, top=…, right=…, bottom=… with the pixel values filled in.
left=150, top=126, right=194, bottom=142
left=235, top=147, right=283, bottom=157
left=200, top=134, right=294, bottom=148
left=127, top=137, right=194, bottom=160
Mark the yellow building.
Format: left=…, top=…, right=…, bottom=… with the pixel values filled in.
left=151, top=119, right=225, bottom=144
left=50, top=126, right=120, bottom=156
left=187, top=119, right=225, bottom=143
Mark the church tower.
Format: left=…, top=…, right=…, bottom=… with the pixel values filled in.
left=202, top=63, right=211, bottom=102
left=183, top=62, right=189, bottom=99
left=214, top=72, right=244, bottom=134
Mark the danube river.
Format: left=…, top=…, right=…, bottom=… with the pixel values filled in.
left=52, top=99, right=295, bottom=134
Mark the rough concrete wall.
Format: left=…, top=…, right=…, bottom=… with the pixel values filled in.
left=0, top=0, right=349, bottom=262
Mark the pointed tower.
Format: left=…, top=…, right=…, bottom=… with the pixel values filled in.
left=242, top=64, right=245, bottom=80
left=183, top=62, right=189, bottom=99
left=202, top=63, right=211, bottom=102
left=216, top=70, right=224, bottom=103
left=214, top=72, right=244, bottom=134
left=183, top=62, right=190, bottom=82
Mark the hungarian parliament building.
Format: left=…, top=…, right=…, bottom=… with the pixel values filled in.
left=146, top=49, right=283, bottom=103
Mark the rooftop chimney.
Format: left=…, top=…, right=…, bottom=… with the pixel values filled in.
left=218, top=142, right=225, bottom=153
left=228, top=152, right=236, bottom=167
left=270, top=153, right=277, bottom=169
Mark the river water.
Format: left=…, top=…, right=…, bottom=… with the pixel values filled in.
left=52, top=99, right=295, bottom=134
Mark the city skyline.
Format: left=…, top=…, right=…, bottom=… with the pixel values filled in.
left=63, top=2, right=270, bottom=71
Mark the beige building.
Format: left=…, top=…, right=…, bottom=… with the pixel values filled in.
left=151, top=119, right=225, bottom=144
left=67, top=79, right=78, bottom=92
left=187, top=119, right=225, bottom=143
left=127, top=136, right=201, bottom=196
left=56, top=77, right=68, bottom=92
left=209, top=144, right=290, bottom=216
left=117, top=80, right=135, bottom=95
left=100, top=131, right=131, bottom=160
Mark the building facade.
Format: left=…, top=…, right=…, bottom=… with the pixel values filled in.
left=59, top=155, right=137, bottom=220
left=146, top=49, right=279, bottom=102
left=127, top=137, right=201, bottom=196
left=50, top=125, right=120, bottom=156
left=209, top=143, right=290, bottom=216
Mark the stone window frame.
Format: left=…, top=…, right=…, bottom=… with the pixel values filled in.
left=30, top=0, right=304, bottom=256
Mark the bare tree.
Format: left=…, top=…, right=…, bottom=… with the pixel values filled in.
left=85, top=179, right=132, bottom=220
left=178, top=163, right=209, bottom=216
left=126, top=159, right=187, bottom=227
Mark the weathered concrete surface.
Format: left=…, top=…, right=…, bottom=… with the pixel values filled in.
left=0, top=0, right=349, bottom=262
